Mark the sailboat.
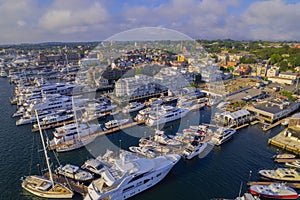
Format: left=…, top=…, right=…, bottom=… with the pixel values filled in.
left=21, top=110, right=74, bottom=198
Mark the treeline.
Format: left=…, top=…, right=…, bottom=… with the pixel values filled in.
left=198, top=40, right=300, bottom=72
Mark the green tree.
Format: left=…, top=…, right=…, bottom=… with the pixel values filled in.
left=269, top=54, right=283, bottom=65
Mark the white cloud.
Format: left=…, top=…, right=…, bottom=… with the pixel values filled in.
left=39, top=0, right=109, bottom=34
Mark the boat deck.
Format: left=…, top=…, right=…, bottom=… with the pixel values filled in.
left=274, top=158, right=300, bottom=163
left=43, top=172, right=88, bottom=195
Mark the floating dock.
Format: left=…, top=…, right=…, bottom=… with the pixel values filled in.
left=268, top=129, right=300, bottom=155
left=262, top=119, right=284, bottom=131
left=274, top=158, right=300, bottom=163
left=32, top=119, right=75, bottom=132
left=247, top=181, right=300, bottom=189
left=49, top=120, right=145, bottom=150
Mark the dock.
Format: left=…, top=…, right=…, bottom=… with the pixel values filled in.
left=274, top=158, right=300, bottom=163
left=247, top=181, right=300, bottom=189
left=262, top=119, right=284, bottom=131
left=32, top=119, right=75, bottom=132
left=268, top=129, right=300, bottom=155
left=235, top=123, right=249, bottom=130
left=44, top=172, right=87, bottom=195
left=49, top=120, right=145, bottom=150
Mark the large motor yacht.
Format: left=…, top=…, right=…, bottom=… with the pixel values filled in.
left=84, top=151, right=180, bottom=200
left=145, top=105, right=189, bottom=127
left=211, top=127, right=236, bottom=146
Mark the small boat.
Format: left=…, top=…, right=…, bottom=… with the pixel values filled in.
left=154, top=130, right=181, bottom=146
left=181, top=141, right=208, bottom=160
left=129, top=146, right=156, bottom=158
left=259, top=168, right=300, bottom=182
left=281, top=118, right=290, bottom=126
left=104, top=119, right=129, bottom=129
left=55, top=164, right=93, bottom=182
left=211, top=127, right=236, bottom=146
left=122, top=102, right=144, bottom=113
left=0, top=68, right=7, bottom=77
left=273, top=153, right=296, bottom=159
left=285, top=160, right=300, bottom=169
left=81, top=159, right=107, bottom=175
left=249, top=183, right=298, bottom=199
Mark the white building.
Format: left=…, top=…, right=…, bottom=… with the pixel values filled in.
left=266, top=66, right=279, bottom=77
left=200, top=61, right=223, bottom=82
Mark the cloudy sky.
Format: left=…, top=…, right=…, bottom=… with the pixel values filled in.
left=0, top=0, right=300, bottom=44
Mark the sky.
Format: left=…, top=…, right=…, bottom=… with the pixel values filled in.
left=1, top=0, right=300, bottom=44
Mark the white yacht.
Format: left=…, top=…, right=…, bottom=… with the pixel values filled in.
left=145, top=105, right=189, bottom=127
left=50, top=123, right=99, bottom=146
left=32, top=113, right=73, bottom=129
left=122, top=102, right=145, bottom=113
left=104, top=119, right=129, bottom=129
left=84, top=151, right=180, bottom=200
left=181, top=141, right=208, bottom=159
left=0, top=68, right=7, bottom=77
left=134, top=107, right=159, bottom=121
left=129, top=146, right=156, bottom=158
left=211, top=127, right=236, bottom=146
left=154, top=130, right=181, bottom=146
left=55, top=164, right=93, bottom=182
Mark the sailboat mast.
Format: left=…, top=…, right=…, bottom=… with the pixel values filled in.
left=35, top=110, right=54, bottom=187
left=72, top=96, right=80, bottom=139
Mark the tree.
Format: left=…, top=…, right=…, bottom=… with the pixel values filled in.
left=269, top=54, right=283, bottom=65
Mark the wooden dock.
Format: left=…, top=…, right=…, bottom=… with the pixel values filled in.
left=274, top=158, right=300, bottom=163
left=49, top=120, right=145, bottom=150
left=44, top=172, right=88, bottom=195
left=247, top=181, right=300, bottom=189
left=268, top=129, right=300, bottom=155
left=262, top=119, right=284, bottom=131
left=32, top=119, right=75, bottom=132
left=235, top=123, right=249, bottom=130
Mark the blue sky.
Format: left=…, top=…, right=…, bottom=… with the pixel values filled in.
left=0, top=0, right=300, bottom=44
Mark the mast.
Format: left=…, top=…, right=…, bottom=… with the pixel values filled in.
left=35, top=110, right=54, bottom=188
left=72, top=96, right=80, bottom=141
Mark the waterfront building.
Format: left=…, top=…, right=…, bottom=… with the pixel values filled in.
left=215, top=109, right=251, bottom=126
left=246, top=99, right=300, bottom=123
left=284, top=113, right=300, bottom=140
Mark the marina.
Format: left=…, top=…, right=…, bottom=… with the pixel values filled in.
left=1, top=75, right=297, bottom=200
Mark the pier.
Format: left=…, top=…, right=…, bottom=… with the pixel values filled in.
left=247, top=181, right=300, bottom=189
left=49, top=120, right=145, bottom=150
left=268, top=129, right=300, bottom=155
left=32, top=119, right=75, bottom=132
left=262, top=119, right=284, bottom=131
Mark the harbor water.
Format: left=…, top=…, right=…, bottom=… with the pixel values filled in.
left=0, top=77, right=286, bottom=200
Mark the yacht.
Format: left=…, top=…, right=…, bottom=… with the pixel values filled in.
left=145, top=105, right=189, bottom=127
left=81, top=150, right=115, bottom=176
left=0, top=68, right=7, bottom=77
left=211, top=127, right=236, bottom=146
left=181, top=141, right=208, bottom=160
left=122, top=102, right=145, bottom=113
left=32, top=113, right=73, bottom=129
left=129, top=146, right=156, bottom=158
left=84, top=151, right=180, bottom=200
left=259, top=168, right=300, bottom=182
left=134, top=107, right=159, bottom=121
left=104, top=119, right=129, bottom=129
left=249, top=183, right=298, bottom=199
left=285, top=160, right=300, bottom=169
left=153, top=130, right=181, bottom=146
left=16, top=110, right=54, bottom=126
left=50, top=123, right=99, bottom=146
left=55, top=164, right=93, bottom=182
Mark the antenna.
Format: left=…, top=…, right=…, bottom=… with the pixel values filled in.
left=35, top=110, right=54, bottom=189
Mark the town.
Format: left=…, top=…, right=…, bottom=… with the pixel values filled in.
left=1, top=39, right=300, bottom=200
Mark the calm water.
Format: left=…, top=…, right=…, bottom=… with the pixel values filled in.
left=0, top=77, right=285, bottom=200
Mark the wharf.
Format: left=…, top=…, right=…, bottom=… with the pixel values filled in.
left=247, top=181, right=300, bottom=189
left=274, top=158, right=300, bottom=163
left=262, top=119, right=284, bottom=131
left=49, top=120, right=145, bottom=150
left=44, top=172, right=87, bottom=195
left=32, top=119, right=75, bottom=132
left=235, top=123, right=249, bottom=130
left=268, top=129, right=300, bottom=155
